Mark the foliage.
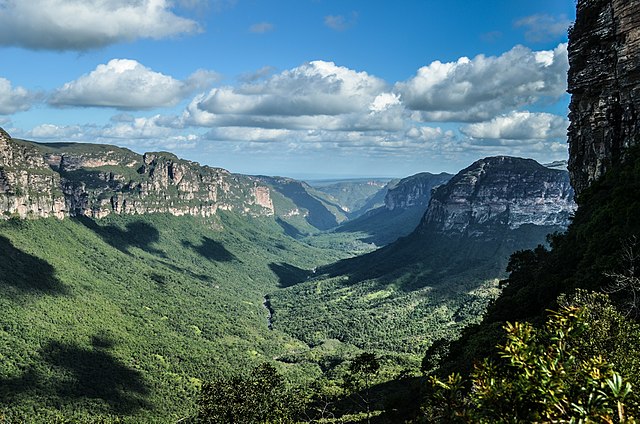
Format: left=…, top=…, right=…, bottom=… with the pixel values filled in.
left=344, top=353, right=381, bottom=424
left=197, top=363, right=306, bottom=424
left=425, top=302, right=639, bottom=423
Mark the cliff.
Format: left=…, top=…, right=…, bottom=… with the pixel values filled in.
left=568, top=0, right=640, bottom=195
left=422, top=156, right=576, bottom=237
left=0, top=128, right=274, bottom=219
left=384, top=172, right=451, bottom=211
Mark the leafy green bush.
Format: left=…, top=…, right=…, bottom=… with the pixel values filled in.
left=425, top=298, right=639, bottom=423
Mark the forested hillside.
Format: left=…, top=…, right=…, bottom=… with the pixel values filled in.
left=0, top=212, right=347, bottom=422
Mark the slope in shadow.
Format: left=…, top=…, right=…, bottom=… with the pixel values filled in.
left=275, top=181, right=338, bottom=230
left=0, top=235, right=66, bottom=297
left=77, top=217, right=163, bottom=255
left=269, top=262, right=311, bottom=288
left=183, top=237, right=236, bottom=262
left=276, top=217, right=304, bottom=239
left=0, top=335, right=149, bottom=415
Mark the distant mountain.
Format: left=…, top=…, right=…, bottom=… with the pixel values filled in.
left=270, top=156, right=576, bottom=355
left=336, top=172, right=452, bottom=246
left=255, top=176, right=350, bottom=233
left=309, top=178, right=393, bottom=218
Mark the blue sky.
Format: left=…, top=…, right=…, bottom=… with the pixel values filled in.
left=0, top=0, right=575, bottom=179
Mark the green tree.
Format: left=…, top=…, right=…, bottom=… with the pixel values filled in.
left=344, top=352, right=381, bottom=423
left=197, top=363, right=305, bottom=424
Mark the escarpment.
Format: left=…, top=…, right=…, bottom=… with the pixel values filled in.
left=0, top=129, right=274, bottom=219
left=421, top=156, right=576, bottom=238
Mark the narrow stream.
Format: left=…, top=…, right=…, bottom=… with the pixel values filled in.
left=263, top=295, right=274, bottom=330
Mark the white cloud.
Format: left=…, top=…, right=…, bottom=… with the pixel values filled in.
left=27, top=124, right=87, bottom=140
left=514, top=14, right=572, bottom=43
left=370, top=93, right=401, bottom=112
left=49, top=59, right=219, bottom=110
left=0, top=78, right=38, bottom=114
left=184, top=60, right=403, bottom=131
left=461, top=111, right=568, bottom=140
left=396, top=43, right=568, bottom=122
left=0, top=0, right=200, bottom=51
left=249, top=22, right=274, bottom=33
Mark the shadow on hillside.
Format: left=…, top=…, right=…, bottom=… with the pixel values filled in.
left=314, top=374, right=424, bottom=424
left=276, top=217, right=304, bottom=239
left=77, top=217, right=163, bottom=256
left=273, top=181, right=338, bottom=230
left=183, top=237, right=235, bottom=262
left=269, top=262, right=311, bottom=288
left=0, top=235, right=67, bottom=297
left=0, top=335, right=149, bottom=415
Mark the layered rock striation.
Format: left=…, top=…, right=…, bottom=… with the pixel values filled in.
left=384, top=172, right=451, bottom=211
left=0, top=129, right=274, bottom=219
left=422, top=156, right=576, bottom=237
left=568, top=0, right=640, bottom=195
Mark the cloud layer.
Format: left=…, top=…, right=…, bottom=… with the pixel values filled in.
left=0, top=0, right=199, bottom=51
left=8, top=42, right=571, bottom=168
left=461, top=111, right=568, bottom=140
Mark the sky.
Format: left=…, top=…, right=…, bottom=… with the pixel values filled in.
left=0, top=0, right=576, bottom=179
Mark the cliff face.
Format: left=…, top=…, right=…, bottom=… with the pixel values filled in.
left=568, top=0, right=640, bottom=195
left=384, top=172, right=451, bottom=211
left=0, top=129, right=274, bottom=219
left=422, top=156, right=576, bottom=237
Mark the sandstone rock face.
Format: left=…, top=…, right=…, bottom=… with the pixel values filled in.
left=0, top=129, right=274, bottom=219
left=568, top=0, right=640, bottom=195
left=422, top=156, right=576, bottom=237
left=384, top=172, right=451, bottom=211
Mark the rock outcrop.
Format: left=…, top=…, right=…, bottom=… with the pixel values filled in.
left=384, top=172, right=451, bottom=211
left=422, top=156, right=576, bottom=237
left=0, top=129, right=274, bottom=219
left=568, top=0, right=640, bottom=195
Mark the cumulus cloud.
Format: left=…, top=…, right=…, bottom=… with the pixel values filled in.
left=184, top=60, right=403, bottom=131
left=396, top=43, right=568, bottom=122
left=0, top=0, right=200, bottom=51
left=249, top=22, right=274, bottom=33
left=461, top=111, right=568, bottom=140
left=49, top=59, right=219, bottom=110
left=0, top=78, right=38, bottom=114
left=514, top=14, right=572, bottom=42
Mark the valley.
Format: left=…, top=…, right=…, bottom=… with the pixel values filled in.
left=0, top=129, right=576, bottom=422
